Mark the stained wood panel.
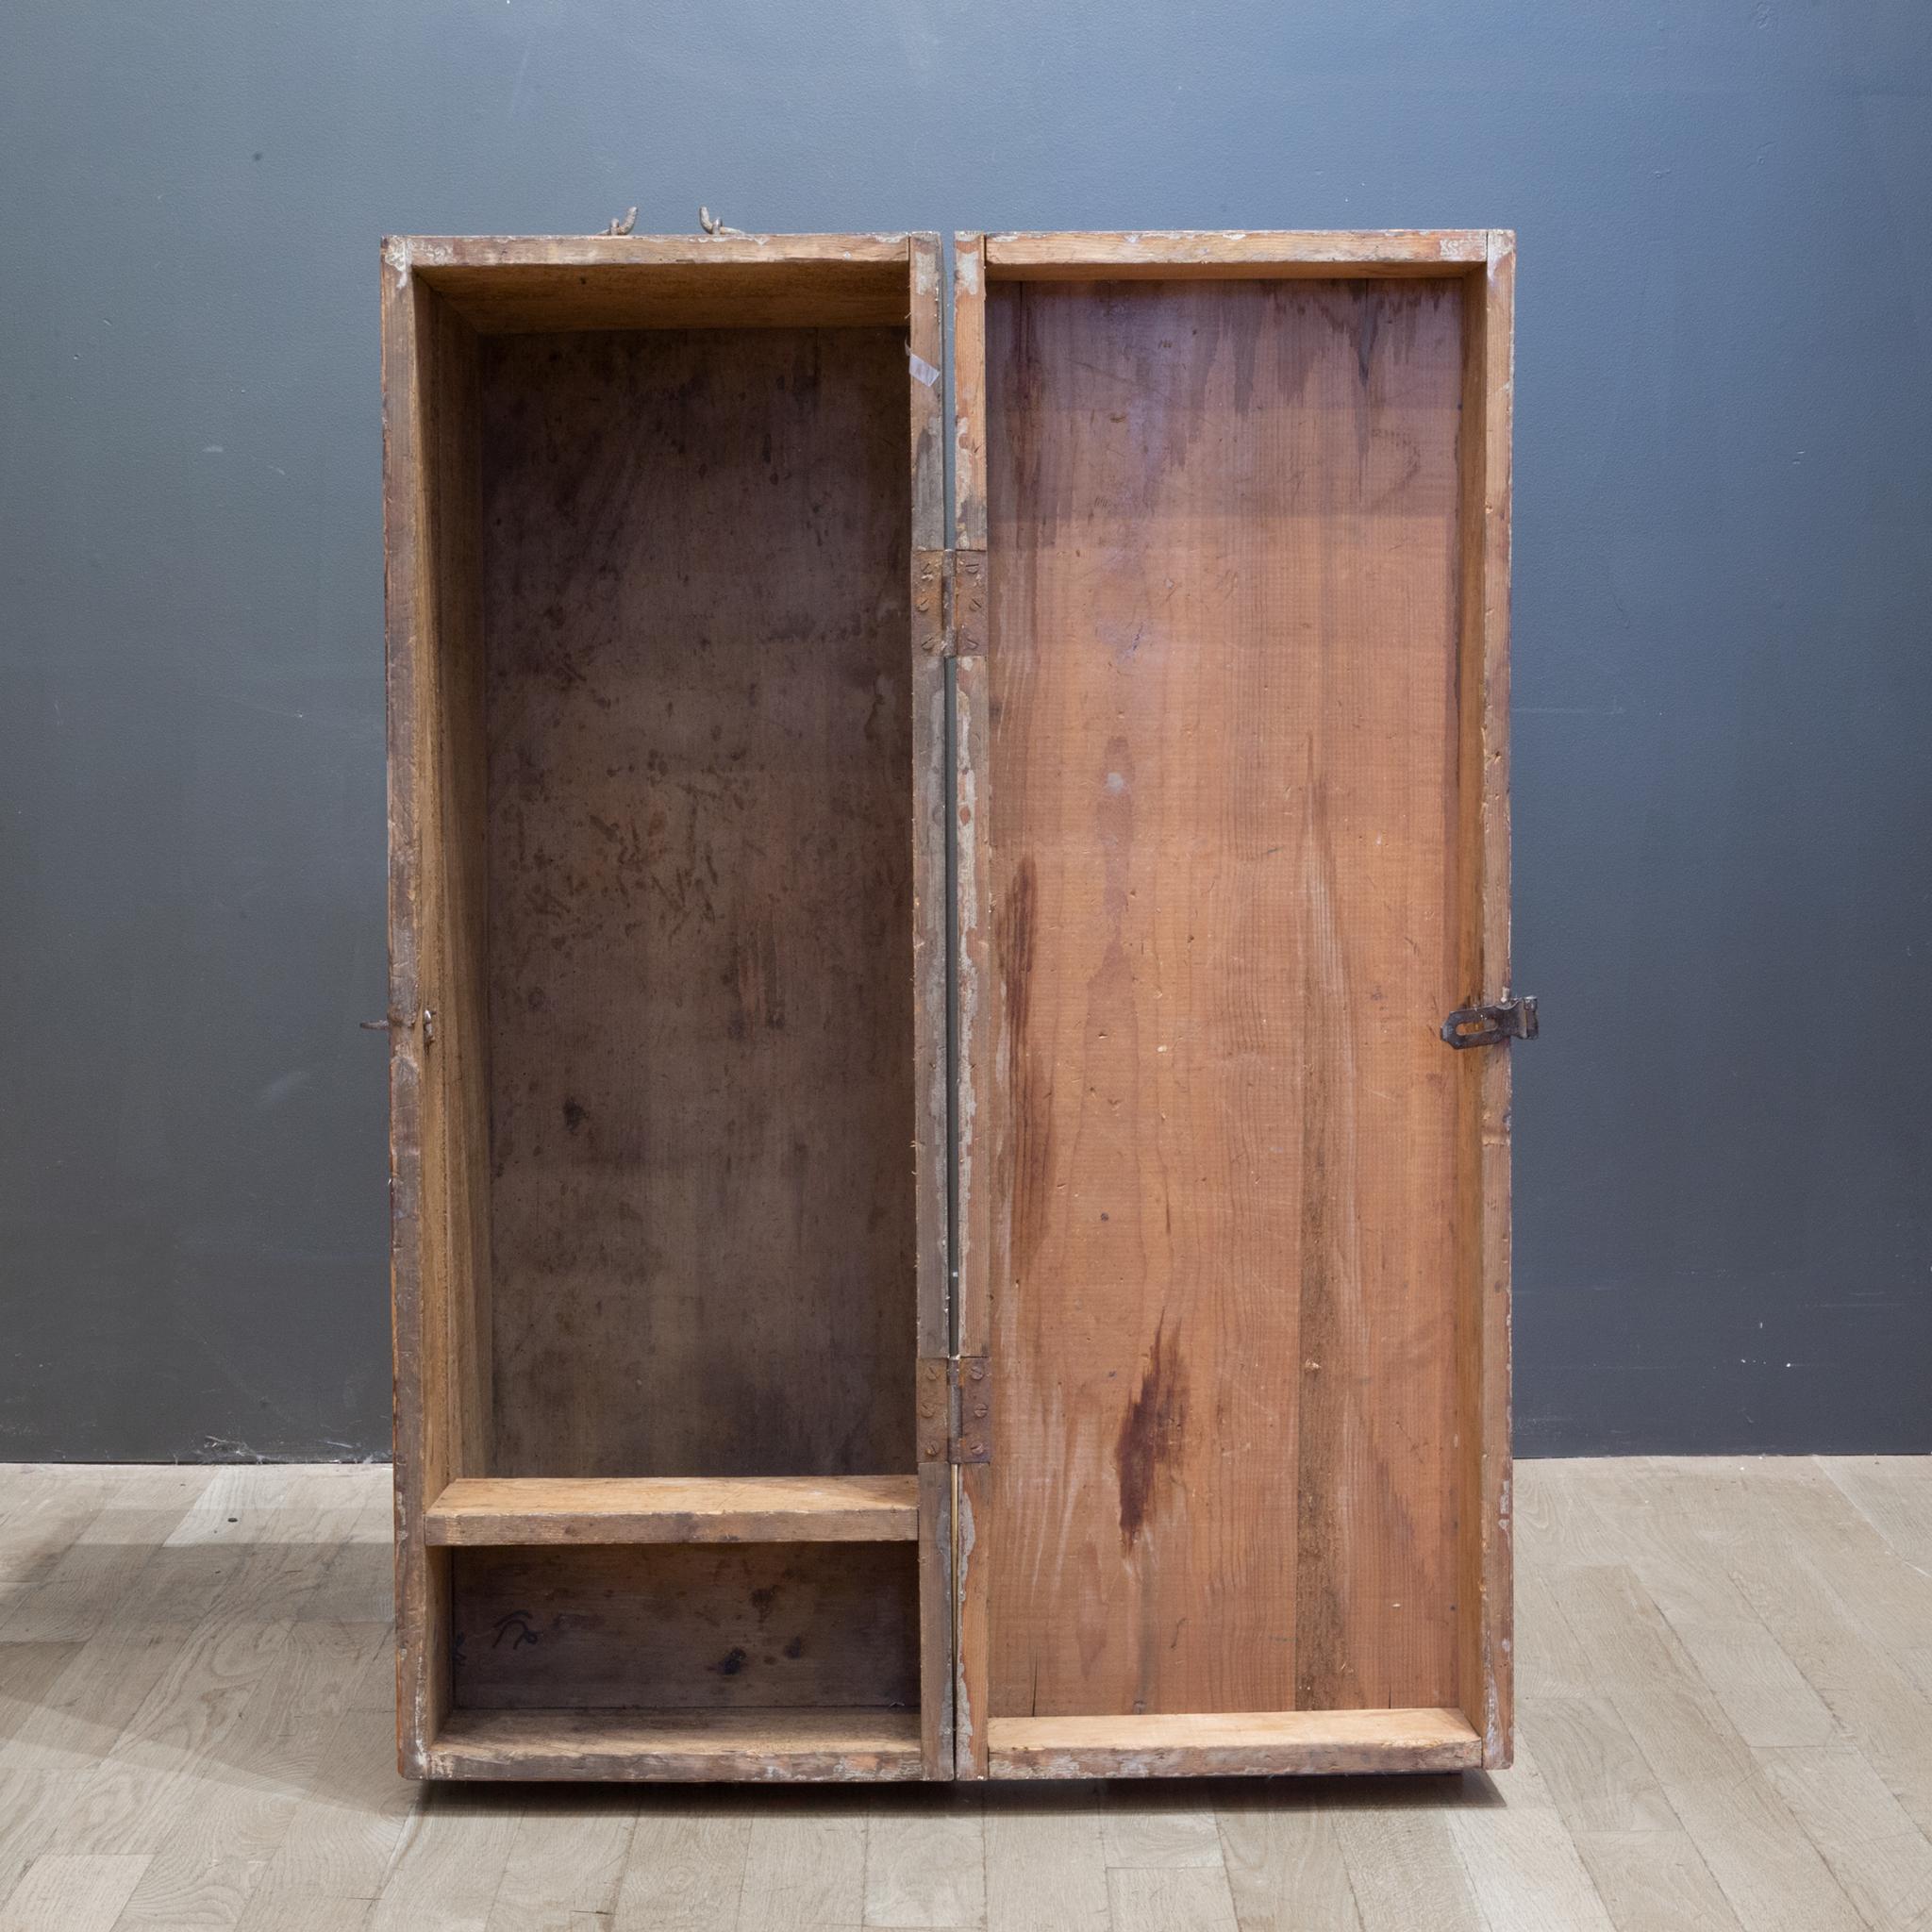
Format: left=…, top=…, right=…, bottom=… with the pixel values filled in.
left=451, top=1543, right=919, bottom=1711
left=405, top=233, right=912, bottom=334
left=428, top=1707, right=924, bottom=1781
left=986, top=1707, right=1482, bottom=1778
left=477, top=325, right=915, bottom=1480
left=383, top=268, right=491, bottom=1775
left=425, top=1474, right=920, bottom=1545
left=981, top=276, right=1469, bottom=1721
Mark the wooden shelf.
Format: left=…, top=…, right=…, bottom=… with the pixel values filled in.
left=429, top=1707, right=924, bottom=1781
left=985, top=1707, right=1483, bottom=1779
left=425, top=1474, right=920, bottom=1547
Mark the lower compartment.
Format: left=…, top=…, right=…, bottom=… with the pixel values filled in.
left=451, top=1541, right=919, bottom=1713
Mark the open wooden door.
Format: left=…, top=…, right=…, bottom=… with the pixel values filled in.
left=952, top=230, right=1519, bottom=1778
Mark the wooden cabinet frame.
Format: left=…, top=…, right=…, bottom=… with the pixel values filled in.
left=951, top=229, right=1516, bottom=1780
left=384, top=227, right=1516, bottom=1782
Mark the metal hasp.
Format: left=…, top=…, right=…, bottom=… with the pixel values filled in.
left=1441, top=994, right=1539, bottom=1049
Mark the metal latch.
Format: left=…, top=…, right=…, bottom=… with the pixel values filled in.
left=918, top=1356, right=991, bottom=1464
left=1441, top=995, right=1538, bottom=1049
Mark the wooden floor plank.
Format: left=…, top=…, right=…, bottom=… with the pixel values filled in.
left=0, top=1457, right=1926, bottom=1932
left=0, top=1853, right=149, bottom=1932
left=1098, top=1786, right=1224, bottom=1869
left=610, top=1797, right=751, bottom=1931
left=982, top=1790, right=1109, bottom=1932
left=1570, top=1830, right=1745, bottom=1932
left=862, top=1790, right=986, bottom=1927
left=114, top=1620, right=389, bottom=1927
left=735, top=1799, right=867, bottom=1932
left=1104, top=1869, right=1239, bottom=1932
left=1214, top=1786, right=1363, bottom=1932
left=1442, top=1734, right=1615, bottom=1932
left=485, top=1788, right=639, bottom=1929
left=234, top=1705, right=416, bottom=1930
left=1547, top=1562, right=1865, bottom=1932
left=366, top=1786, right=525, bottom=1932
left=1818, top=1454, right=1932, bottom=1570
left=1757, top=1744, right=1932, bottom=1932
left=1331, top=1797, right=1486, bottom=1932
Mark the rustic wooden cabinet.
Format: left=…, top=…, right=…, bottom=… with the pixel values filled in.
left=382, top=227, right=1519, bottom=1782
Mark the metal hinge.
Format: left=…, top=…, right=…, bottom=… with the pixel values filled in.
left=917, top=550, right=986, bottom=659
left=1441, top=994, right=1538, bottom=1049
left=948, top=550, right=986, bottom=658
left=917, top=1355, right=991, bottom=1464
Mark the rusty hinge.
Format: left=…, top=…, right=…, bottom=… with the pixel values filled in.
left=917, top=1356, right=991, bottom=1464
left=948, top=550, right=986, bottom=658
left=1441, top=994, right=1538, bottom=1049
left=916, top=550, right=987, bottom=659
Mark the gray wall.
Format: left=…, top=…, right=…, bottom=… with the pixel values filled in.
left=2, top=3, right=1928, bottom=1461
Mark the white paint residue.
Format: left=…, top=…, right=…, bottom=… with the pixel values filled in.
left=908, top=350, right=940, bottom=388
left=384, top=237, right=409, bottom=291
left=958, top=248, right=981, bottom=296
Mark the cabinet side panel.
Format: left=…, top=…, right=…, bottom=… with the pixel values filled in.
left=951, top=235, right=994, bottom=1778
left=385, top=258, right=491, bottom=1774
left=983, top=276, right=1466, bottom=1720
left=909, top=235, right=955, bottom=1780
left=1456, top=237, right=1515, bottom=1767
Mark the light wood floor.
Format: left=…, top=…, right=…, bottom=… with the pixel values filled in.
left=2, top=1457, right=1930, bottom=1930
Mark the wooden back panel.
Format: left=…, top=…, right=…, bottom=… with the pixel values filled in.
left=452, top=1542, right=919, bottom=1711
left=980, top=276, right=1469, bottom=1719
left=477, top=325, right=915, bottom=1478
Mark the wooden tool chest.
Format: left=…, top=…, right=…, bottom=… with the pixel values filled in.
left=382, top=227, right=1520, bottom=1781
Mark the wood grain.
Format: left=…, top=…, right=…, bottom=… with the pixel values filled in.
left=1456, top=230, right=1518, bottom=1769
left=953, top=234, right=988, bottom=548
left=451, top=1541, right=919, bottom=1712
left=398, top=233, right=912, bottom=333
left=427, top=1707, right=924, bottom=1782
left=477, top=325, right=915, bottom=1482
left=952, top=234, right=994, bottom=1780
left=383, top=257, right=492, bottom=1777
left=985, top=230, right=1490, bottom=279
left=985, top=1708, right=1480, bottom=1778
left=980, top=275, right=1469, bottom=1722
left=908, top=234, right=955, bottom=1782
left=425, top=1475, right=920, bottom=1545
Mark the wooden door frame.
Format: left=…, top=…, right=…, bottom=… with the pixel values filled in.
left=386, top=232, right=957, bottom=1782
left=949, top=229, right=1517, bottom=1780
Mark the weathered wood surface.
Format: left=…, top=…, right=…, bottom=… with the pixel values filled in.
left=424, top=1474, right=919, bottom=1545
left=953, top=233, right=988, bottom=548
left=908, top=240, right=954, bottom=1775
left=383, top=263, right=492, bottom=1778
left=427, top=1707, right=925, bottom=1782
left=986, top=1707, right=1483, bottom=1778
left=477, top=325, right=916, bottom=1482
left=450, top=1542, right=919, bottom=1712
left=1457, top=230, right=1518, bottom=1769
left=979, top=275, right=1471, bottom=1724
left=393, top=233, right=912, bottom=332
left=952, top=231, right=994, bottom=1781
left=984, top=229, right=1492, bottom=278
